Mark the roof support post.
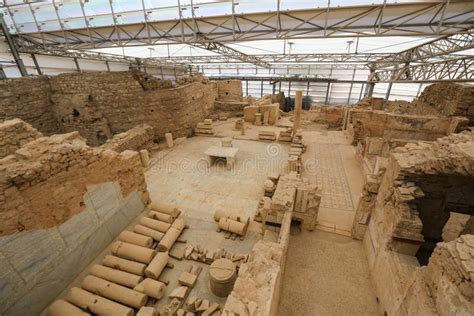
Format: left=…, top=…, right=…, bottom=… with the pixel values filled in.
left=384, top=82, right=393, bottom=106
left=0, top=65, right=6, bottom=79
left=325, top=82, right=331, bottom=105
left=0, top=14, right=27, bottom=76
left=74, top=57, right=81, bottom=72
left=31, top=53, right=42, bottom=75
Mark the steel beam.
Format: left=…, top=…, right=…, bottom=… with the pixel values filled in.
left=0, top=13, right=27, bottom=76
left=6, top=1, right=474, bottom=49
left=207, top=75, right=349, bottom=83
left=371, top=32, right=474, bottom=69
left=16, top=47, right=188, bottom=71
left=190, top=34, right=270, bottom=68
left=369, top=56, right=474, bottom=82
left=30, top=53, right=42, bottom=75
left=147, top=53, right=396, bottom=64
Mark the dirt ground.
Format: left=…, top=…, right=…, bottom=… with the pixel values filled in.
left=279, top=228, right=382, bottom=316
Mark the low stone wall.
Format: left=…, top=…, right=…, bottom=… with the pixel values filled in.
left=0, top=119, right=42, bottom=158
left=0, top=132, right=149, bottom=315
left=101, top=124, right=154, bottom=153
left=303, top=106, right=347, bottom=129
left=223, top=211, right=292, bottom=316
left=345, top=109, right=468, bottom=146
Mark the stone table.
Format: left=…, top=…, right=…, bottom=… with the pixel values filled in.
left=205, top=146, right=239, bottom=170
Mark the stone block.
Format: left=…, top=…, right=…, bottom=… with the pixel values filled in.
left=243, top=106, right=259, bottom=123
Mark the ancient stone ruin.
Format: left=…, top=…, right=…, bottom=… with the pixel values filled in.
left=0, top=72, right=473, bottom=316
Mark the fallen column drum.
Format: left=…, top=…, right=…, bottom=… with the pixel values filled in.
left=134, top=224, right=165, bottom=241
left=218, top=217, right=247, bottom=236
left=82, top=275, right=148, bottom=309
left=118, top=231, right=153, bottom=248
left=89, top=264, right=143, bottom=288
left=150, top=202, right=181, bottom=218
left=111, top=241, right=156, bottom=264
left=158, top=218, right=186, bottom=251
left=47, top=299, right=91, bottom=316
left=134, top=278, right=167, bottom=300
left=102, top=255, right=146, bottom=276
left=141, top=216, right=172, bottom=232
left=65, top=287, right=133, bottom=316
left=137, top=306, right=159, bottom=316
left=144, top=251, right=169, bottom=279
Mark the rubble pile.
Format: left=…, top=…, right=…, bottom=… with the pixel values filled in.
left=183, top=244, right=249, bottom=267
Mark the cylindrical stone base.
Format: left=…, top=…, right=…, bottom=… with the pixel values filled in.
left=209, top=259, right=236, bottom=297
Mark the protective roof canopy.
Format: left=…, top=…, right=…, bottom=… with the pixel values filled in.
left=2, top=0, right=472, bottom=49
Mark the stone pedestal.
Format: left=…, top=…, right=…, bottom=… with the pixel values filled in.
left=209, top=259, right=236, bottom=297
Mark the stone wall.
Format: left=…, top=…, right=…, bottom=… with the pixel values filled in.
left=0, top=119, right=42, bottom=158
left=0, top=77, right=58, bottom=135
left=49, top=71, right=217, bottom=145
left=216, top=79, right=243, bottom=101
left=212, top=79, right=247, bottom=118
left=0, top=131, right=149, bottom=235
left=0, top=71, right=217, bottom=146
left=302, top=106, right=348, bottom=129
left=361, top=131, right=474, bottom=315
left=101, top=124, right=154, bottom=153
left=396, top=235, right=474, bottom=315
left=0, top=131, right=149, bottom=315
left=345, top=109, right=468, bottom=146
left=224, top=209, right=292, bottom=316
left=387, top=82, right=474, bottom=124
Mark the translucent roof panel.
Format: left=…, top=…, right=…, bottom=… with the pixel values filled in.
left=2, top=0, right=472, bottom=36
left=91, top=36, right=437, bottom=58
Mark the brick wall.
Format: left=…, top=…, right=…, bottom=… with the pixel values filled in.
left=0, top=71, right=217, bottom=146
